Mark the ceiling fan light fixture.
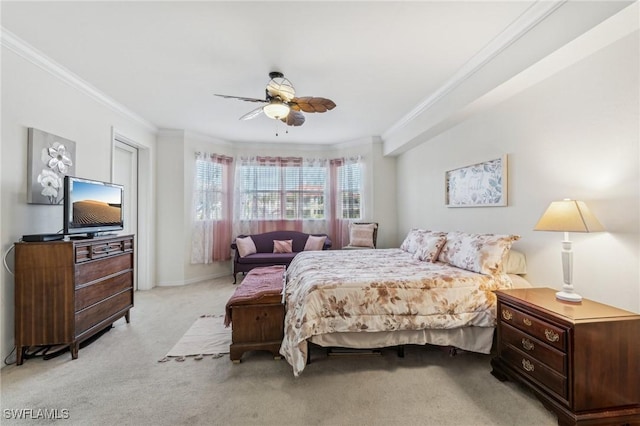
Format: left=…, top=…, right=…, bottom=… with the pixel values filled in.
left=263, top=100, right=290, bottom=120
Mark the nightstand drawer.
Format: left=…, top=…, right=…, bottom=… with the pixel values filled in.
left=501, top=322, right=566, bottom=374
left=500, top=304, right=566, bottom=351
left=502, top=344, right=567, bottom=400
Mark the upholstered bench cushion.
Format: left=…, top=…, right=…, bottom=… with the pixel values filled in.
left=224, top=265, right=285, bottom=326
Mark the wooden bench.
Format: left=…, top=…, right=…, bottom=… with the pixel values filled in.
left=224, top=265, right=285, bottom=363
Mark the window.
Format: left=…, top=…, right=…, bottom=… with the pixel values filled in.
left=337, top=161, right=362, bottom=219
left=194, top=157, right=228, bottom=221
left=285, top=165, right=325, bottom=219
left=238, top=158, right=326, bottom=220
left=191, top=153, right=234, bottom=263
left=236, top=156, right=364, bottom=230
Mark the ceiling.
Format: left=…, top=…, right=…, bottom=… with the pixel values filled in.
left=1, top=1, right=634, bottom=147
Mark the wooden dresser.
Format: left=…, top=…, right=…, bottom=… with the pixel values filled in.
left=491, top=287, right=640, bottom=426
left=14, top=234, right=134, bottom=365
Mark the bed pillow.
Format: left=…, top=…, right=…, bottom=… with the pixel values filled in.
left=304, top=235, right=327, bottom=251
left=505, top=250, right=527, bottom=275
left=412, top=234, right=447, bottom=262
left=438, top=232, right=520, bottom=275
left=273, top=239, right=293, bottom=253
left=349, top=223, right=376, bottom=248
left=235, top=236, right=257, bottom=258
left=399, top=228, right=430, bottom=254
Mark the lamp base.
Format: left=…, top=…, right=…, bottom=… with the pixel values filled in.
left=556, top=290, right=582, bottom=303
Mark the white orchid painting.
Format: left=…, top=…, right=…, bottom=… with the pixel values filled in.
left=27, top=128, right=76, bottom=204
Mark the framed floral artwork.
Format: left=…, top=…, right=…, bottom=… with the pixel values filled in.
left=445, top=155, right=507, bottom=207
left=27, top=128, right=76, bottom=204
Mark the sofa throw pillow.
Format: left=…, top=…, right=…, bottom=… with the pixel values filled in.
left=235, top=236, right=257, bottom=258
left=400, top=228, right=430, bottom=254
left=304, top=235, right=327, bottom=251
left=412, top=234, right=447, bottom=262
left=438, top=231, right=520, bottom=275
left=273, top=239, right=293, bottom=253
left=349, top=223, right=376, bottom=248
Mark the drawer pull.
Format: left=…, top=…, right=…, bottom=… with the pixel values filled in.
left=502, top=309, right=513, bottom=321
left=522, top=358, right=535, bottom=372
left=521, top=338, right=534, bottom=351
left=545, top=329, right=559, bottom=342
left=523, top=318, right=532, bottom=326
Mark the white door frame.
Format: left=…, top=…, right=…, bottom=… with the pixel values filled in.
left=111, top=128, right=154, bottom=291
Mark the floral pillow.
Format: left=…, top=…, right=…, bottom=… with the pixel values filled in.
left=235, top=236, right=257, bottom=258
left=273, top=239, right=293, bottom=253
left=304, top=235, right=327, bottom=251
left=438, top=231, right=520, bottom=275
left=412, top=234, right=447, bottom=262
left=399, top=228, right=430, bottom=254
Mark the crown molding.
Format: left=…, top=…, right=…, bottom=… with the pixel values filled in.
left=382, top=0, right=566, bottom=142
left=1, top=27, right=158, bottom=133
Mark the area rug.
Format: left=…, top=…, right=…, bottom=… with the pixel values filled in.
left=158, top=314, right=231, bottom=362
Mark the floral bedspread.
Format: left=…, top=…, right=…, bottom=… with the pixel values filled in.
left=279, top=248, right=513, bottom=376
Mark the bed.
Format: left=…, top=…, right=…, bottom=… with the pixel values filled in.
left=279, top=230, right=523, bottom=376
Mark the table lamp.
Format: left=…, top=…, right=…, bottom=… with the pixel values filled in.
left=534, top=199, right=604, bottom=302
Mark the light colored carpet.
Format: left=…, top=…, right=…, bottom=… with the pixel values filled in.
left=160, top=314, right=231, bottom=362
left=1, top=276, right=557, bottom=426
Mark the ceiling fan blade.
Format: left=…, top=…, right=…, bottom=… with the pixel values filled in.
left=290, top=97, right=336, bottom=113
left=239, top=106, right=265, bottom=121
left=214, top=94, right=267, bottom=103
left=281, top=110, right=305, bottom=127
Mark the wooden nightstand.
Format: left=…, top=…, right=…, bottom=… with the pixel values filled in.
left=491, top=287, right=640, bottom=426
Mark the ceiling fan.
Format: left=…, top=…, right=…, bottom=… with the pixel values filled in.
left=215, top=72, right=336, bottom=127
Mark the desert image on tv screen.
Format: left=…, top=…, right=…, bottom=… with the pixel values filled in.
left=71, top=181, right=121, bottom=226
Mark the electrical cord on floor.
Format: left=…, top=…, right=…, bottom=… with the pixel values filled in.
left=4, top=347, right=16, bottom=365
left=3, top=244, right=15, bottom=276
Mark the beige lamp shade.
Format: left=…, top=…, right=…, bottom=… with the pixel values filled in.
left=534, top=199, right=604, bottom=233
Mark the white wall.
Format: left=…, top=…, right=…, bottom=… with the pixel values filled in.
left=1, top=47, right=157, bottom=364
left=156, top=130, right=187, bottom=285
left=395, top=32, right=639, bottom=312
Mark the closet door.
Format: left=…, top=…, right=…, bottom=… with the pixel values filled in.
left=113, top=140, right=138, bottom=289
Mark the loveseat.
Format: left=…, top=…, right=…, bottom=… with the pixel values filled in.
left=231, top=231, right=332, bottom=283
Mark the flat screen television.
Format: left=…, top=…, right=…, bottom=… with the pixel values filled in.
left=63, top=176, right=124, bottom=238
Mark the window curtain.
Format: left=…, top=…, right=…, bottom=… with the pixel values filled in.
left=190, top=152, right=234, bottom=263
left=328, top=156, right=364, bottom=248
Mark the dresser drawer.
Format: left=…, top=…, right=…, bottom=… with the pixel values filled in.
left=75, top=271, right=132, bottom=312
left=75, top=254, right=133, bottom=287
left=499, top=303, right=566, bottom=351
left=501, top=344, right=567, bottom=400
left=500, top=322, right=566, bottom=374
left=75, top=238, right=133, bottom=263
left=75, top=290, right=132, bottom=337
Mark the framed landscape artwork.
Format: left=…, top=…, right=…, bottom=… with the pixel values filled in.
left=27, top=128, right=76, bottom=205
left=445, top=155, right=507, bottom=207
